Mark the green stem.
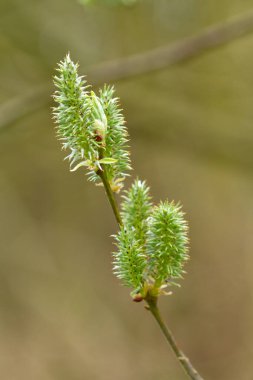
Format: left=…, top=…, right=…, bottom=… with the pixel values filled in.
left=97, top=166, right=122, bottom=227
left=146, top=294, right=203, bottom=380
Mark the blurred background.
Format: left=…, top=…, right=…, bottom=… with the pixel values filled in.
left=1, top=0, right=253, bottom=379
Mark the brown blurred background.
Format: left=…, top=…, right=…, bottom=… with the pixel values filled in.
left=0, top=1, right=253, bottom=379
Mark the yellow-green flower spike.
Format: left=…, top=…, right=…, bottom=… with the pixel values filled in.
left=121, top=179, right=152, bottom=245
left=113, top=227, right=146, bottom=293
left=113, top=179, right=152, bottom=297
left=146, top=201, right=189, bottom=291
left=53, top=54, right=131, bottom=191
left=99, top=85, right=131, bottom=192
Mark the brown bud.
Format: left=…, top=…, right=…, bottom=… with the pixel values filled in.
left=95, top=133, right=103, bottom=142
left=132, top=294, right=143, bottom=302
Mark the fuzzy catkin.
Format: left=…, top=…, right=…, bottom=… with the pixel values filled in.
left=53, top=54, right=131, bottom=191
left=121, top=179, right=152, bottom=245
left=146, top=201, right=189, bottom=287
left=113, top=227, right=146, bottom=290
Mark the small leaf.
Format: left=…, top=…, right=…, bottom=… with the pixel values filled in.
left=70, top=160, right=90, bottom=171
left=99, top=158, right=118, bottom=164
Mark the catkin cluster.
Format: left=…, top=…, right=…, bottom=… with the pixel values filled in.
left=114, top=180, right=188, bottom=299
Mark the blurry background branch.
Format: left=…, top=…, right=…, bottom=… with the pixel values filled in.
left=78, top=0, right=138, bottom=5
left=0, top=85, right=49, bottom=130
left=88, top=8, right=253, bottom=82
left=1, top=8, right=253, bottom=131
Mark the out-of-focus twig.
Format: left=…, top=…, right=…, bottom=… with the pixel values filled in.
left=1, top=9, right=253, bottom=130
left=89, top=9, right=253, bottom=82
left=0, top=85, right=50, bottom=129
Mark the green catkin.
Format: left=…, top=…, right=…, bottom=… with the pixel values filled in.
left=146, top=201, right=189, bottom=289
left=113, top=227, right=146, bottom=291
left=121, top=179, right=152, bottom=245
left=53, top=54, right=131, bottom=191
left=112, top=180, right=152, bottom=296
left=53, top=54, right=92, bottom=167
left=98, top=85, right=131, bottom=192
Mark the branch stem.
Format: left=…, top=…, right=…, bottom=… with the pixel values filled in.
left=97, top=166, right=122, bottom=227
left=146, top=294, right=203, bottom=380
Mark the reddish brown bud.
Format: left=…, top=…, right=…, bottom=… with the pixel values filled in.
left=95, top=133, right=103, bottom=142
left=132, top=294, right=143, bottom=302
